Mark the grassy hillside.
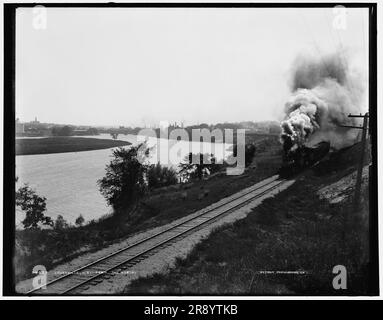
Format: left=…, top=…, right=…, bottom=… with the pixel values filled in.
left=125, top=143, right=372, bottom=295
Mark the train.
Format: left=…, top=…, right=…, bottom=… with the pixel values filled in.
left=279, top=141, right=330, bottom=178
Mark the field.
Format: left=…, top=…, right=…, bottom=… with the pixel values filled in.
left=16, top=137, right=131, bottom=155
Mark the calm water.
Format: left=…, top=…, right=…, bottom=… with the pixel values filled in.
left=16, top=134, right=231, bottom=228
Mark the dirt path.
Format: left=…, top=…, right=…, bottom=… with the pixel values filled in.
left=16, top=176, right=295, bottom=294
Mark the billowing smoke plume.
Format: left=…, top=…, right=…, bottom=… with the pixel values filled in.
left=281, top=52, right=366, bottom=152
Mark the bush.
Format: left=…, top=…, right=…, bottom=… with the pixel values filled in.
left=147, top=163, right=178, bottom=189
left=179, top=153, right=220, bottom=181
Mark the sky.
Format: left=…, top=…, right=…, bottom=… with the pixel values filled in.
left=16, top=7, right=369, bottom=127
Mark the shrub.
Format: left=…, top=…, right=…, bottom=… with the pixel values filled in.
left=179, top=153, right=220, bottom=181
left=147, top=163, right=178, bottom=189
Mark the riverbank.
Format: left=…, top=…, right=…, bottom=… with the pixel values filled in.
left=16, top=137, right=131, bottom=155
left=15, top=136, right=282, bottom=283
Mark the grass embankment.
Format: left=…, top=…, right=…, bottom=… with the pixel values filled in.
left=125, top=144, right=371, bottom=295
left=15, top=137, right=283, bottom=283
left=16, top=137, right=130, bottom=155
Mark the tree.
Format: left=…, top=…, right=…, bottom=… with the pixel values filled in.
left=51, top=125, right=74, bottom=136
left=86, top=127, right=99, bottom=135
left=179, top=153, right=220, bottom=182
left=54, top=215, right=69, bottom=230
left=61, top=125, right=74, bottom=136
left=147, top=163, right=178, bottom=189
left=232, top=143, right=257, bottom=167
left=244, top=144, right=256, bottom=167
left=75, top=214, right=85, bottom=226
left=16, top=184, right=53, bottom=229
left=98, top=144, right=149, bottom=212
left=51, top=126, right=60, bottom=136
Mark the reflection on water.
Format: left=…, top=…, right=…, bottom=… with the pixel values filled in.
left=16, top=148, right=114, bottom=227
left=16, top=134, right=232, bottom=228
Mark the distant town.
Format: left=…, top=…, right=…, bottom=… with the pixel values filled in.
left=15, top=117, right=282, bottom=138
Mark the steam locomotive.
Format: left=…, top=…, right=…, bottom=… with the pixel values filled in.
left=279, top=141, right=330, bottom=178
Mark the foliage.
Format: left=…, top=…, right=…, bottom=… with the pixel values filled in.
left=15, top=184, right=53, bottom=229
left=51, top=125, right=74, bottom=136
left=98, top=144, right=149, bottom=212
left=147, top=163, right=178, bottom=189
left=86, top=127, right=99, bottom=135
left=75, top=214, right=85, bottom=226
left=54, top=215, right=70, bottom=230
left=179, top=153, right=220, bottom=181
left=232, top=143, right=257, bottom=167
left=14, top=213, right=128, bottom=283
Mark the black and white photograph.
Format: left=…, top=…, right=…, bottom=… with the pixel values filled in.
left=2, top=1, right=379, bottom=299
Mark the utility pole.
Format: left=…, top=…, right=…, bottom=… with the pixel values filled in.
left=339, top=112, right=369, bottom=209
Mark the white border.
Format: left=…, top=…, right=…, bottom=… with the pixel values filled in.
left=1, top=0, right=381, bottom=300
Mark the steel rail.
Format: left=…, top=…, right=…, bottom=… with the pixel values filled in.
left=62, top=178, right=286, bottom=295
left=28, top=176, right=285, bottom=295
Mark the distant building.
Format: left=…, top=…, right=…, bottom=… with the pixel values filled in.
left=23, top=117, right=51, bottom=136
left=32, top=116, right=40, bottom=124
left=15, top=118, right=24, bottom=134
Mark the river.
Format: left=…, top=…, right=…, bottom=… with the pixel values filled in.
left=15, top=134, right=232, bottom=228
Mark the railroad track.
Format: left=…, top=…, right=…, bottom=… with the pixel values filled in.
left=28, top=175, right=288, bottom=295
